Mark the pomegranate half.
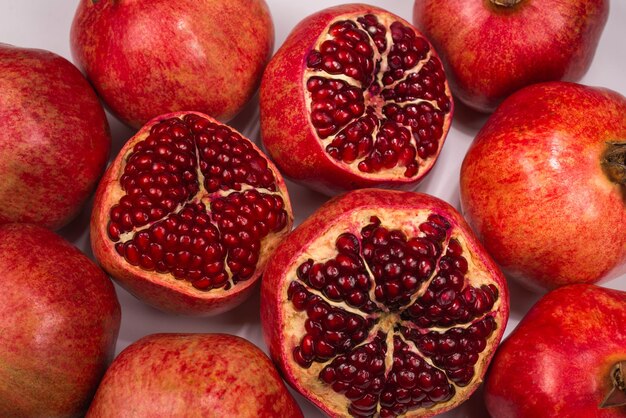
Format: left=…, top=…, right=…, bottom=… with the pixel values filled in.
left=91, top=111, right=293, bottom=315
left=261, top=189, right=509, bottom=417
left=260, top=4, right=453, bottom=195
left=485, top=284, right=626, bottom=417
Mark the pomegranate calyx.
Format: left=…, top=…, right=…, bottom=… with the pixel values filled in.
left=602, top=142, right=626, bottom=185
left=489, top=0, right=523, bottom=7
left=600, top=361, right=626, bottom=409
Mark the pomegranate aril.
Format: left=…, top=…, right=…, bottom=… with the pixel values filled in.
left=110, top=114, right=288, bottom=291
left=378, top=336, right=456, bottom=415
left=361, top=215, right=448, bottom=307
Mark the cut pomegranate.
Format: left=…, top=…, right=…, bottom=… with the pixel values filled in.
left=260, top=4, right=453, bottom=195
left=91, top=111, right=293, bottom=316
left=261, top=189, right=508, bottom=417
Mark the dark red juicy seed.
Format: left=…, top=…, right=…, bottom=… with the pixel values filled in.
left=288, top=212, right=500, bottom=418
left=320, top=333, right=387, bottom=417
left=402, top=315, right=497, bottom=387
left=109, top=118, right=198, bottom=237
left=378, top=336, right=455, bottom=417
left=289, top=283, right=375, bottom=367
left=361, top=217, right=447, bottom=308
left=402, top=240, right=497, bottom=328
left=193, top=114, right=277, bottom=192
left=295, top=233, right=378, bottom=313
left=108, top=115, right=287, bottom=291
left=306, top=14, right=451, bottom=177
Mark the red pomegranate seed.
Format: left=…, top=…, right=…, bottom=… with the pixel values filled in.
left=106, top=116, right=288, bottom=292
left=286, top=207, right=501, bottom=417
left=303, top=14, right=450, bottom=179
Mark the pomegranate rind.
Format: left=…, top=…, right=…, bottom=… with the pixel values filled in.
left=485, top=284, right=626, bottom=418
left=412, top=0, right=609, bottom=113
left=91, top=111, right=293, bottom=316
left=0, top=44, right=111, bottom=230
left=261, top=189, right=509, bottom=417
left=460, top=82, right=626, bottom=291
left=260, top=4, right=454, bottom=195
left=70, top=0, right=275, bottom=128
left=0, top=224, right=120, bottom=417
left=87, top=333, right=304, bottom=417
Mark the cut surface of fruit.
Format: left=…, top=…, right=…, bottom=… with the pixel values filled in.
left=92, top=111, right=293, bottom=315
left=262, top=189, right=508, bottom=417
left=261, top=4, right=453, bottom=194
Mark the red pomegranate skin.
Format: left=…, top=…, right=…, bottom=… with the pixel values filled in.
left=0, top=43, right=111, bottom=230
left=87, top=333, right=303, bottom=418
left=460, top=82, right=626, bottom=291
left=70, top=0, right=274, bottom=128
left=261, top=4, right=453, bottom=195
left=485, top=284, right=626, bottom=417
left=413, top=0, right=608, bottom=112
left=0, top=224, right=121, bottom=418
left=262, top=188, right=510, bottom=417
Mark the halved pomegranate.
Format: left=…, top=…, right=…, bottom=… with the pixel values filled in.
left=261, top=189, right=509, bottom=417
left=91, top=111, right=293, bottom=316
left=260, top=4, right=453, bottom=195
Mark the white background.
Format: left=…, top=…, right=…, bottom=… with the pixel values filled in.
left=1, top=1, right=625, bottom=417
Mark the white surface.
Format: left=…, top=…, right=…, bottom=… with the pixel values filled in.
left=1, top=1, right=625, bottom=417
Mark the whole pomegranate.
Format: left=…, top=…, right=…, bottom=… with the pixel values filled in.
left=485, top=284, right=626, bottom=417
left=91, top=111, right=293, bottom=315
left=412, top=0, right=608, bottom=112
left=460, top=82, right=626, bottom=291
left=261, top=189, right=509, bottom=417
left=86, top=333, right=303, bottom=417
left=0, top=43, right=111, bottom=230
left=260, top=4, right=453, bottom=195
left=0, top=224, right=121, bottom=418
left=87, top=334, right=303, bottom=418
left=70, top=0, right=274, bottom=128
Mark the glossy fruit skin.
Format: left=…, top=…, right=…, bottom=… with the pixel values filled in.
left=260, top=4, right=453, bottom=196
left=261, top=188, right=509, bottom=417
left=485, top=284, right=626, bottom=417
left=91, top=111, right=293, bottom=316
left=70, top=0, right=274, bottom=128
left=0, top=44, right=111, bottom=230
left=0, top=224, right=121, bottom=418
left=413, top=0, right=608, bottom=112
left=460, top=82, right=626, bottom=291
left=86, top=333, right=304, bottom=418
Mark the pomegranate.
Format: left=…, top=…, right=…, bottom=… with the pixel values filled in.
left=70, top=0, right=274, bottom=128
left=260, top=4, right=454, bottom=195
left=412, top=0, right=609, bottom=113
left=91, top=111, right=293, bottom=315
left=485, top=284, right=626, bottom=417
left=0, top=43, right=111, bottom=230
left=87, top=333, right=303, bottom=417
left=261, top=189, right=509, bottom=417
left=0, top=223, right=120, bottom=418
left=460, top=82, right=626, bottom=291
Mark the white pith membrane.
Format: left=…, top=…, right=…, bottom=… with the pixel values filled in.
left=280, top=209, right=503, bottom=417
left=104, top=114, right=290, bottom=294
left=304, top=12, right=452, bottom=180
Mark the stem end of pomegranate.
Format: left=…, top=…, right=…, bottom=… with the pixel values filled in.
left=602, top=142, right=626, bottom=185
left=489, top=0, right=524, bottom=7
left=599, top=361, right=626, bottom=409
